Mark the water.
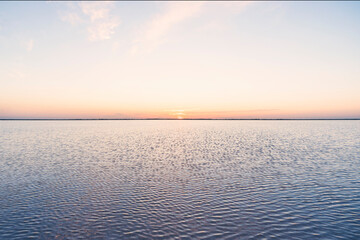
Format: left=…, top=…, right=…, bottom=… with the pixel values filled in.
left=0, top=120, right=359, bottom=239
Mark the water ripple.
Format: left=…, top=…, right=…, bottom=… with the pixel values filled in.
left=0, top=120, right=359, bottom=239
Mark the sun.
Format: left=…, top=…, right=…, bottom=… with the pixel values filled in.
left=169, top=109, right=185, bottom=119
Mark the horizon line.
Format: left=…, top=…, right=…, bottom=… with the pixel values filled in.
left=0, top=118, right=359, bottom=121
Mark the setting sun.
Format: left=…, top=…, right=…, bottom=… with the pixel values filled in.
left=1, top=2, right=360, bottom=239
left=0, top=1, right=359, bottom=119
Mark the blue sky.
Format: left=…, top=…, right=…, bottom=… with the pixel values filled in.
left=1, top=1, right=360, bottom=119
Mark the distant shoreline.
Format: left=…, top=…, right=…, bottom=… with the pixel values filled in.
left=0, top=118, right=359, bottom=121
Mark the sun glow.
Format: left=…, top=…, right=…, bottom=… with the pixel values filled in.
left=168, top=109, right=186, bottom=119
left=0, top=2, right=359, bottom=119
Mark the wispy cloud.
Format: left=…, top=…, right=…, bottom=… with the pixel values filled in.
left=87, top=17, right=119, bottom=42
left=60, top=12, right=83, bottom=26
left=60, top=2, right=120, bottom=41
left=131, top=2, right=204, bottom=54
left=131, top=2, right=253, bottom=55
left=79, top=2, right=112, bottom=22
left=59, top=2, right=252, bottom=46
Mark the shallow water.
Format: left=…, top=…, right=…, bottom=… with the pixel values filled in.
left=0, top=120, right=359, bottom=239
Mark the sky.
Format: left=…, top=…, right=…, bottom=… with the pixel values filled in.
left=0, top=1, right=360, bottom=119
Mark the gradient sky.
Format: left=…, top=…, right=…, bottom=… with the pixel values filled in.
left=1, top=1, right=360, bottom=119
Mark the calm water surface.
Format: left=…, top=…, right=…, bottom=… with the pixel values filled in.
left=0, top=120, right=359, bottom=239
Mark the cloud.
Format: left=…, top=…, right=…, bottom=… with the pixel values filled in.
left=60, top=12, right=83, bottom=26
left=79, top=2, right=112, bottom=22
left=131, top=2, right=253, bottom=55
left=131, top=2, right=204, bottom=54
left=59, top=2, right=252, bottom=46
left=60, top=2, right=120, bottom=41
left=87, top=17, right=119, bottom=41
left=25, top=39, right=34, bottom=52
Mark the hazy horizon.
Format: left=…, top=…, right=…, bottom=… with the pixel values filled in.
left=1, top=1, right=360, bottom=119
left=1, top=118, right=360, bottom=120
